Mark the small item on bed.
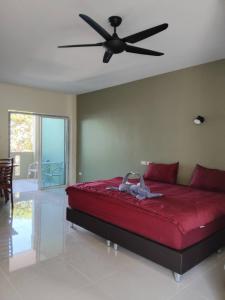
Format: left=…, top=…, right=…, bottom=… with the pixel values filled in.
left=107, top=172, right=163, bottom=200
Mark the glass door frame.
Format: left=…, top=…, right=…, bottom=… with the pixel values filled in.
left=8, top=110, right=69, bottom=190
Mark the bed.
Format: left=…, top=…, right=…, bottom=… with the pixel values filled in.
left=66, top=177, right=225, bottom=282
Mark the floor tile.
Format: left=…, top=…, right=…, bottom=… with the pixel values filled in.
left=0, top=268, right=22, bottom=300
left=63, top=233, right=128, bottom=282
left=0, top=188, right=224, bottom=300
left=169, top=288, right=208, bottom=300
left=76, top=285, right=114, bottom=300
left=187, top=264, right=225, bottom=300
left=1, top=258, right=92, bottom=300
left=13, top=179, right=38, bottom=193
left=97, top=260, right=184, bottom=300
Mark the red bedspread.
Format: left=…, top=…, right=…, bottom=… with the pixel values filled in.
left=67, top=177, right=225, bottom=234
left=66, top=177, right=225, bottom=249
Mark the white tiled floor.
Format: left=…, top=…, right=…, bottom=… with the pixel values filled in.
left=0, top=189, right=224, bottom=300
left=13, top=179, right=38, bottom=193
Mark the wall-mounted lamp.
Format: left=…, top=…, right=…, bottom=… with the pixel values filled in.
left=194, top=115, right=205, bottom=125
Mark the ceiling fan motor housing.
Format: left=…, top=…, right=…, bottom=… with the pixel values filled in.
left=108, top=16, right=122, bottom=27
left=105, top=39, right=126, bottom=54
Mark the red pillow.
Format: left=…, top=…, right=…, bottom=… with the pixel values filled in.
left=190, top=164, right=225, bottom=193
left=144, top=162, right=179, bottom=184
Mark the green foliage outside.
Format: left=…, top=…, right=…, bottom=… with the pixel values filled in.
left=10, top=114, right=34, bottom=152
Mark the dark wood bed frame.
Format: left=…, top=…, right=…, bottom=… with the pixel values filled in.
left=67, top=207, right=225, bottom=282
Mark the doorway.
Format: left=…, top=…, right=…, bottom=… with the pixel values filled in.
left=9, top=112, right=68, bottom=192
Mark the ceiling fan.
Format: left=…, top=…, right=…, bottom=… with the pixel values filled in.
left=58, top=14, right=168, bottom=63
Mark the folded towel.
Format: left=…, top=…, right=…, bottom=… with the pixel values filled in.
left=106, top=172, right=163, bottom=200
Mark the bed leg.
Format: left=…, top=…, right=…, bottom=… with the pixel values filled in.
left=71, top=223, right=76, bottom=230
left=106, top=240, right=111, bottom=247
left=174, top=272, right=182, bottom=283
left=113, top=243, right=118, bottom=251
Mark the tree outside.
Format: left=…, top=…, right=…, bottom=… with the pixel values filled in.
left=10, top=113, right=35, bottom=152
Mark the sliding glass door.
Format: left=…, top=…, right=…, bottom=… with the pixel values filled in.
left=9, top=112, right=68, bottom=191
left=40, top=116, right=68, bottom=189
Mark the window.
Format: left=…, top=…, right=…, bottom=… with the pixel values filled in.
left=10, top=113, right=35, bottom=153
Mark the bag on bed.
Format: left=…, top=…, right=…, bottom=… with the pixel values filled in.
left=107, top=172, right=163, bottom=200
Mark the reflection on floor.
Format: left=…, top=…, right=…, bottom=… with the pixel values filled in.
left=13, top=179, right=38, bottom=193
left=0, top=189, right=224, bottom=300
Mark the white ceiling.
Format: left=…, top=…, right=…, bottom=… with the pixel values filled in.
left=0, top=0, right=225, bottom=94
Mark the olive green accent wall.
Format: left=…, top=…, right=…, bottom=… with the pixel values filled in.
left=77, top=60, right=225, bottom=184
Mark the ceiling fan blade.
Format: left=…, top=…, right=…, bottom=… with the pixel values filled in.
left=79, top=14, right=112, bottom=41
left=103, top=50, right=113, bottom=63
left=125, top=45, right=164, bottom=56
left=58, top=42, right=103, bottom=48
left=123, top=23, right=168, bottom=44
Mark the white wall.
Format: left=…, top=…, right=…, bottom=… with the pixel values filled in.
left=0, top=83, right=77, bottom=183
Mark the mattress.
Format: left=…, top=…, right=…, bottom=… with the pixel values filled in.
left=66, top=177, right=225, bottom=250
